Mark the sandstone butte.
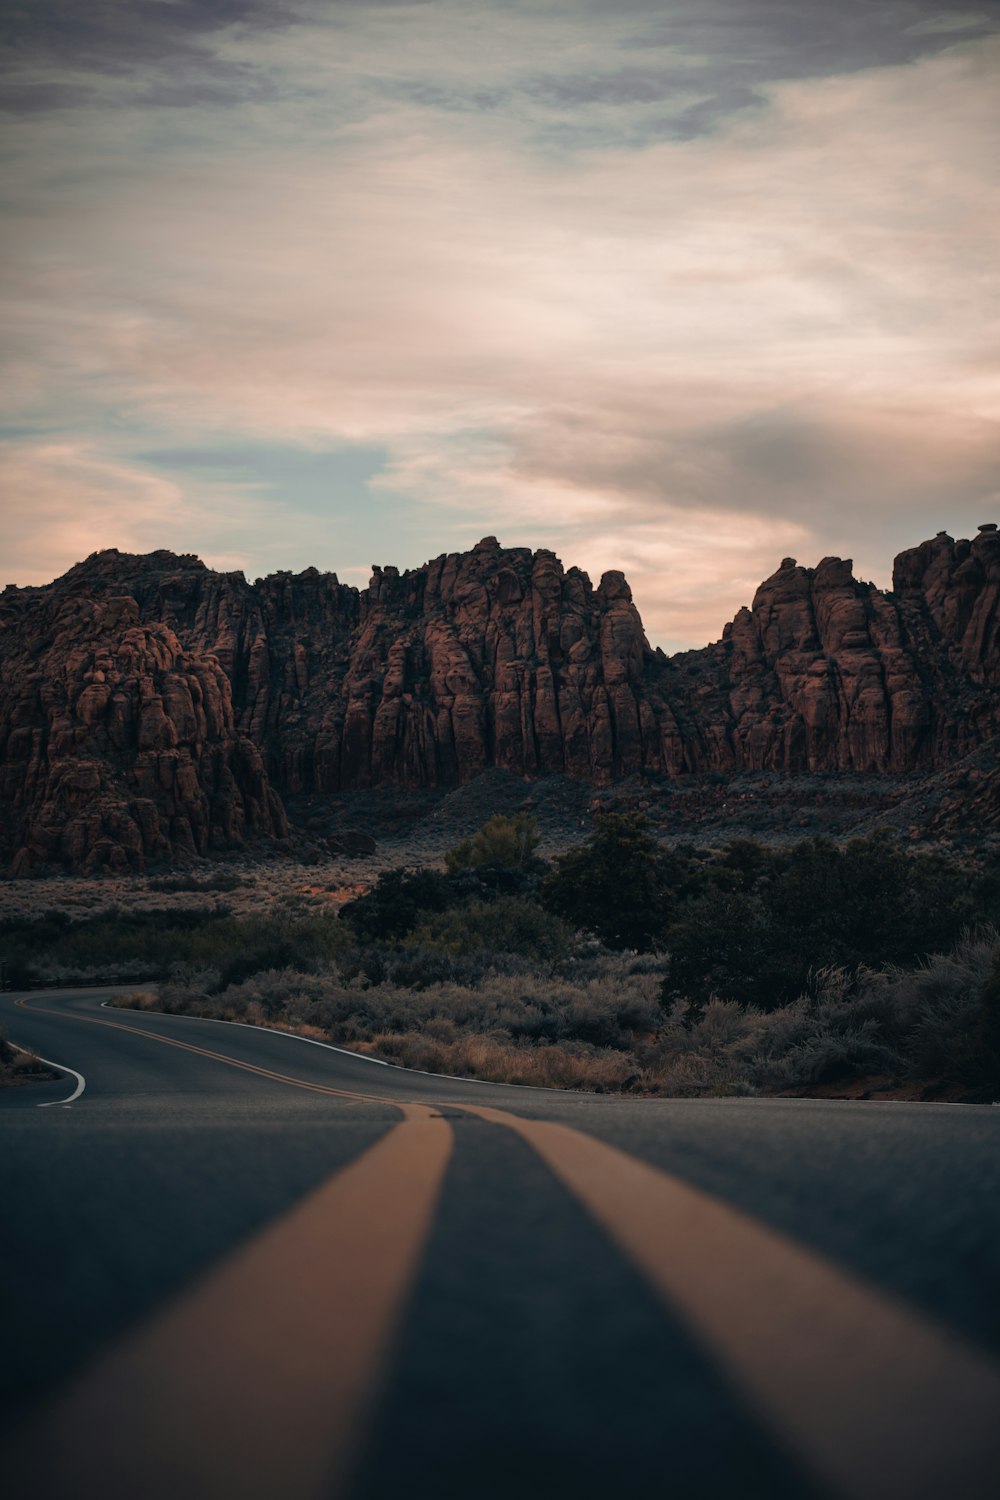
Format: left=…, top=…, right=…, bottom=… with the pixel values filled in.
left=1, top=527, right=998, bottom=874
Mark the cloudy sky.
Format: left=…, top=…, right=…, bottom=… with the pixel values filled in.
left=1, top=1, right=998, bottom=649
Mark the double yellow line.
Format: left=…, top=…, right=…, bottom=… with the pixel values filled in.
left=10, top=998, right=449, bottom=1500
left=15, top=996, right=393, bottom=1105
left=9, top=998, right=1000, bottom=1500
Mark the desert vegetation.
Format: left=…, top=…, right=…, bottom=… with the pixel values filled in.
left=0, top=1026, right=57, bottom=1088
left=6, top=814, right=999, bottom=1099
left=116, top=933, right=1000, bottom=1099
left=0, top=905, right=347, bottom=990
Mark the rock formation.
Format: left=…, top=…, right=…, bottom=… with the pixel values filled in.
left=1, top=528, right=997, bottom=871
left=0, top=571, right=286, bottom=874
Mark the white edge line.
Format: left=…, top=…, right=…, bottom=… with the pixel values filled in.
left=92, top=995, right=998, bottom=1104
left=37, top=991, right=996, bottom=1108
left=97, top=1005, right=990, bottom=1104
left=9, top=1042, right=86, bottom=1106
left=98, top=998, right=585, bottom=1095
left=98, top=1000, right=390, bottom=1066
left=378, top=1057, right=590, bottom=1095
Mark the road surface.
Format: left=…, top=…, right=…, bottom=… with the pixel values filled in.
left=2, top=987, right=999, bottom=1500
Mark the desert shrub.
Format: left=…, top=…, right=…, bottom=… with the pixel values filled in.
left=331, top=940, right=512, bottom=991
left=0, top=1024, right=56, bottom=1084
left=754, top=1023, right=895, bottom=1089
left=374, top=946, right=502, bottom=990
left=445, top=862, right=543, bottom=901
left=678, top=934, right=998, bottom=1093
left=340, top=868, right=455, bottom=943
left=184, top=908, right=348, bottom=985
left=410, top=896, right=572, bottom=962
left=445, top=813, right=541, bottom=873
left=117, top=953, right=666, bottom=1081
left=895, top=931, right=996, bottom=1085
left=0, top=905, right=348, bottom=987
left=764, top=835, right=976, bottom=971
left=0, top=1025, right=15, bottom=1067
left=661, top=887, right=778, bottom=1012
left=167, top=962, right=223, bottom=995
left=0, top=908, right=221, bottom=986
left=0, top=910, right=76, bottom=987
left=147, top=873, right=247, bottom=893
left=979, top=950, right=1000, bottom=1090
left=366, top=1030, right=639, bottom=1091
left=108, top=900, right=998, bottom=1100
left=542, top=813, right=667, bottom=951
left=662, top=835, right=981, bottom=1010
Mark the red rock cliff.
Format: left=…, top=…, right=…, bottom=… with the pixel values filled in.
left=0, top=559, right=286, bottom=874
left=1, top=528, right=996, bottom=870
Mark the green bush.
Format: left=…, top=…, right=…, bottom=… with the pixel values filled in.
left=0, top=906, right=348, bottom=988
left=542, top=814, right=666, bottom=951
left=445, top=813, right=541, bottom=873
left=976, top=949, right=1000, bottom=1092
left=340, top=868, right=455, bottom=943
left=114, top=930, right=998, bottom=1099
left=661, top=835, right=982, bottom=1011
left=661, top=886, right=779, bottom=1013
left=410, top=896, right=572, bottom=962
left=147, top=873, right=247, bottom=894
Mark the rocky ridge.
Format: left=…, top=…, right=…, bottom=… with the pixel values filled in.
left=1, top=527, right=997, bottom=872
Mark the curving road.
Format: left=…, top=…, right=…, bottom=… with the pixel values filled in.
left=2, top=987, right=999, bottom=1500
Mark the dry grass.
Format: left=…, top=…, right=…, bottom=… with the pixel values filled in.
left=366, top=1033, right=640, bottom=1091
left=114, top=930, right=999, bottom=1099
left=0, top=853, right=423, bottom=925
left=0, top=1028, right=59, bottom=1087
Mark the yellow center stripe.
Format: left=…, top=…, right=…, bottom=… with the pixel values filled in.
left=17, top=997, right=396, bottom=1106
left=460, top=1103, right=1000, bottom=1500
left=13, top=996, right=1000, bottom=1500
left=9, top=1103, right=453, bottom=1500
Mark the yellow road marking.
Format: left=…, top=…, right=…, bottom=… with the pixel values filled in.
left=15, top=995, right=1000, bottom=1498
left=9, top=1103, right=453, bottom=1500
left=14, top=996, right=395, bottom=1107
left=461, top=1104, right=1000, bottom=1500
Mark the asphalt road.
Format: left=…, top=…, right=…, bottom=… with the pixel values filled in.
left=2, top=988, right=999, bottom=1500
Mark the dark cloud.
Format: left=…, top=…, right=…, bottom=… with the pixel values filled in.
left=0, top=0, right=283, bottom=63
left=658, top=84, right=762, bottom=139
left=390, top=2, right=1000, bottom=144
left=0, top=0, right=295, bottom=111
left=391, top=80, right=508, bottom=113
left=525, top=66, right=699, bottom=107
left=693, top=408, right=1000, bottom=523
left=567, top=2, right=1000, bottom=138
left=622, top=1, right=1000, bottom=75
left=0, top=80, right=94, bottom=111
left=5, top=2, right=999, bottom=131
left=509, top=399, right=1000, bottom=548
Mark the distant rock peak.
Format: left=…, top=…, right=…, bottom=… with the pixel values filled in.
left=1, top=528, right=997, bottom=871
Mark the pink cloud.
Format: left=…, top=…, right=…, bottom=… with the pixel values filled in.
left=1, top=22, right=997, bottom=645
